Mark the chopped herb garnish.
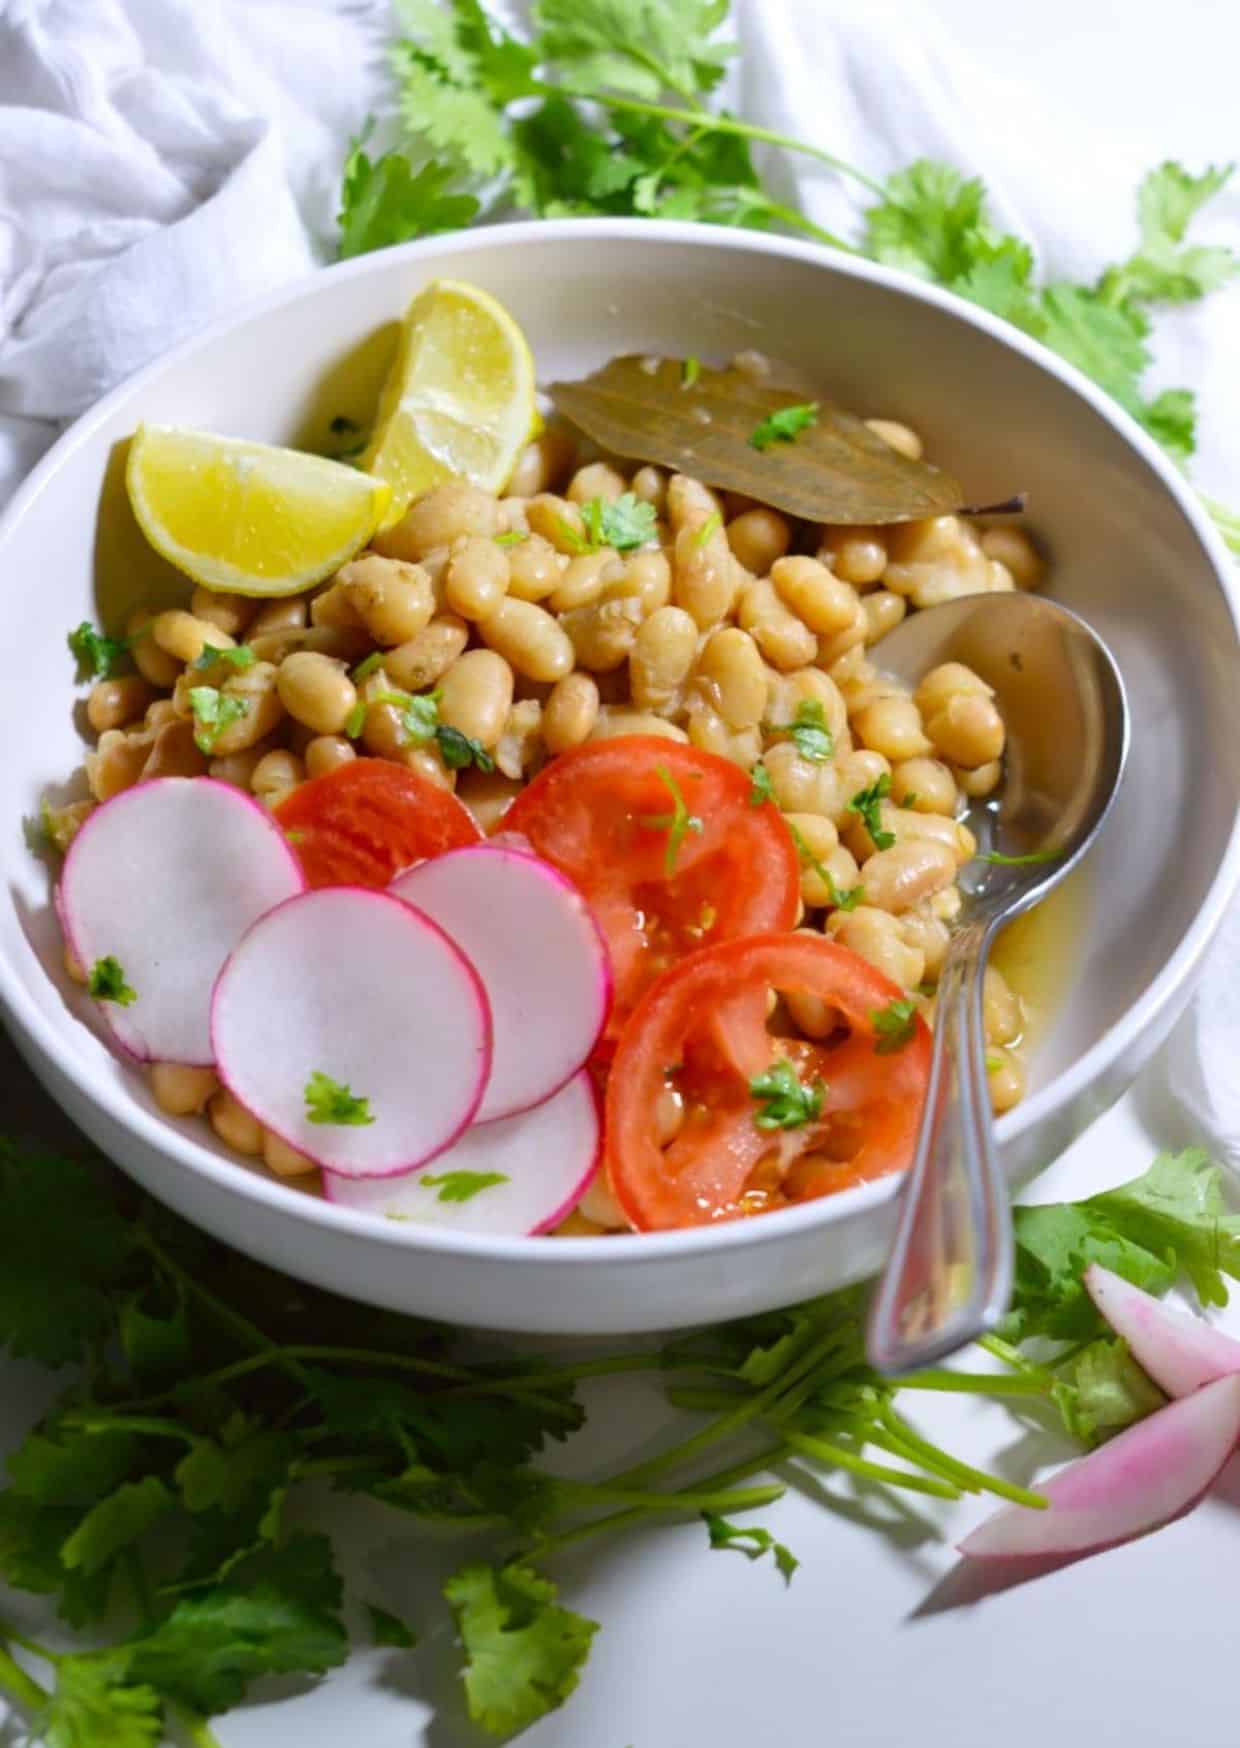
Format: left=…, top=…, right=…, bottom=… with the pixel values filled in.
left=900, top=793, right=918, bottom=809
left=344, top=699, right=368, bottom=740
left=351, top=651, right=385, bottom=683
left=87, top=956, right=136, bottom=1007
left=187, top=686, right=250, bottom=753
left=749, top=1059, right=825, bottom=1131
left=68, top=621, right=129, bottom=680
left=284, top=829, right=307, bottom=846
left=193, top=643, right=255, bottom=672
left=986, top=1051, right=1005, bottom=1073
left=420, top=1170, right=510, bottom=1204
left=846, top=774, right=895, bottom=849
left=637, top=764, right=704, bottom=877
left=556, top=517, right=592, bottom=556
left=749, top=762, right=775, bottom=806
left=693, top=509, right=723, bottom=549
left=703, top=1513, right=799, bottom=1584
left=587, top=493, right=659, bottom=552
left=494, top=529, right=529, bottom=547
left=304, top=1071, right=375, bottom=1127
left=748, top=401, right=819, bottom=452
left=786, top=820, right=864, bottom=911
left=771, top=700, right=833, bottom=764
left=681, top=355, right=701, bottom=388
left=872, top=997, right=919, bottom=1055
left=981, top=846, right=1064, bottom=867
left=435, top=725, right=495, bottom=773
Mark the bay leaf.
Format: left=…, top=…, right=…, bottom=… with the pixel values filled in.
left=548, top=356, right=964, bottom=525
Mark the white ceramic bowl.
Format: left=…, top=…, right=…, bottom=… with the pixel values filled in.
left=2, top=220, right=1238, bottom=1335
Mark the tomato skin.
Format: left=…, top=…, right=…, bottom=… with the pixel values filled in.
left=274, top=759, right=481, bottom=889
left=503, top=737, right=800, bottom=1038
left=605, top=933, right=931, bottom=1232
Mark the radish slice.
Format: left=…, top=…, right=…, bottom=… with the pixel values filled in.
left=389, top=844, right=611, bottom=1122
left=211, top=886, right=491, bottom=1177
left=324, top=1068, right=601, bottom=1234
left=59, top=777, right=304, bottom=1065
left=1085, top=1263, right=1240, bottom=1398
left=959, top=1374, right=1240, bottom=1563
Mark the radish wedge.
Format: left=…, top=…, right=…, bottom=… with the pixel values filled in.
left=324, top=1068, right=601, bottom=1235
left=211, top=886, right=491, bottom=1177
left=60, top=777, right=304, bottom=1064
left=389, top=844, right=611, bottom=1122
left=1085, top=1263, right=1240, bottom=1398
left=959, top=1373, right=1240, bottom=1563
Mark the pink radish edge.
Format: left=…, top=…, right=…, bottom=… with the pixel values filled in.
left=530, top=1068, right=605, bottom=1235
left=60, top=777, right=305, bottom=1067
left=390, top=841, right=614, bottom=1124
left=323, top=1067, right=604, bottom=1236
left=1085, top=1262, right=1240, bottom=1398
left=959, top=1373, right=1240, bottom=1563
left=209, top=884, right=493, bottom=1178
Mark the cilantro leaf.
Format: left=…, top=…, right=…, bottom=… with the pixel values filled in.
left=41, top=1654, right=162, bottom=1748
left=126, top=1534, right=347, bottom=1715
left=1090, top=1149, right=1240, bottom=1308
left=391, top=44, right=519, bottom=178
left=187, top=686, right=249, bottom=754
left=435, top=724, right=495, bottom=772
left=60, top=1478, right=172, bottom=1578
left=748, top=401, right=819, bottom=451
left=864, top=159, right=988, bottom=283
left=0, top=1141, right=137, bottom=1366
left=68, top=622, right=129, bottom=680
left=749, top=1059, right=824, bottom=1131
left=1050, top=1336, right=1165, bottom=1446
left=703, top=1512, right=799, bottom=1584
left=193, top=644, right=255, bottom=672
left=533, top=0, right=733, bottom=103
left=749, top=761, right=774, bottom=806
left=872, top=997, right=918, bottom=1055
left=637, top=764, right=704, bottom=877
left=596, top=491, right=658, bottom=550
left=304, top=1072, right=375, bottom=1128
left=1114, top=161, right=1238, bottom=305
left=365, top=1603, right=418, bottom=1648
left=7, top=1428, right=135, bottom=1508
left=846, top=774, right=894, bottom=849
left=87, top=957, right=136, bottom=1007
left=772, top=699, right=833, bottom=763
left=420, top=1170, right=510, bottom=1204
left=444, top=1560, right=598, bottom=1737
left=339, top=125, right=480, bottom=259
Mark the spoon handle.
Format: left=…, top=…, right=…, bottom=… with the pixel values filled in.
left=864, top=919, right=1014, bottom=1375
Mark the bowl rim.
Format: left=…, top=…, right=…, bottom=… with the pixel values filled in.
left=3, top=214, right=1239, bottom=1268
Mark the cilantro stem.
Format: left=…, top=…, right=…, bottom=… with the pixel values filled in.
left=174, top=1707, right=227, bottom=1748
left=781, top=1430, right=961, bottom=1500
left=0, top=1641, right=49, bottom=1713
left=878, top=1405, right=1047, bottom=1510
left=755, top=197, right=861, bottom=256
left=61, top=1413, right=197, bottom=1443
left=0, top=1619, right=57, bottom=1666
left=606, top=1327, right=846, bottom=1490
left=565, top=91, right=887, bottom=196
left=137, top=1227, right=313, bottom=1384
left=555, top=1478, right=784, bottom=1515
left=895, top=1367, right=1050, bottom=1397
left=531, top=1448, right=787, bottom=1557
left=978, top=1332, right=1044, bottom=1374
left=443, top=1352, right=687, bottom=1397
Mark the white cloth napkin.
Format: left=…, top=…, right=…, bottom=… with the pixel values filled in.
left=1, top=0, right=1238, bottom=1152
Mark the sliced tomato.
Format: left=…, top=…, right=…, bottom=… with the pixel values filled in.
left=274, top=758, right=481, bottom=888
left=503, top=737, right=800, bottom=1038
left=605, top=933, right=931, bottom=1231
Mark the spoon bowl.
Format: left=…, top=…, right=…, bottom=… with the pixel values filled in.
left=864, top=591, right=1130, bottom=1374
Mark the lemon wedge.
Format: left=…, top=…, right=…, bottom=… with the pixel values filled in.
left=126, top=426, right=392, bottom=597
left=361, top=279, right=538, bottom=517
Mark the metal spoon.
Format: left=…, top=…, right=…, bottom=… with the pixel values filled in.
left=863, top=592, right=1129, bottom=1375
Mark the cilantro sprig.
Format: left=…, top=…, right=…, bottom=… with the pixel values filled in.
left=748, top=401, right=820, bottom=452
left=749, top=1059, right=825, bottom=1131
left=0, top=1138, right=1234, bottom=1739
left=193, top=643, right=256, bottom=672
left=637, top=763, right=704, bottom=877
left=68, top=622, right=130, bottom=681
left=363, top=688, right=495, bottom=772
left=87, top=956, right=136, bottom=1007
left=188, top=687, right=250, bottom=754
left=872, top=997, right=918, bottom=1055
left=304, top=1072, right=375, bottom=1127
left=421, top=1170, right=509, bottom=1203
left=785, top=818, right=864, bottom=911
left=582, top=491, right=658, bottom=551
left=769, top=699, right=833, bottom=764
left=846, top=774, right=895, bottom=850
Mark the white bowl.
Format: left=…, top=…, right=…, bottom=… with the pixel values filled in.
left=2, top=220, right=1238, bottom=1335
